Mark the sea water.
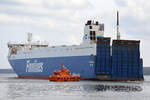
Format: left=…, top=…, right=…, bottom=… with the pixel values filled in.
left=0, top=74, right=150, bottom=100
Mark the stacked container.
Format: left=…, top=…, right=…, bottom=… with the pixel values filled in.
left=111, top=40, right=143, bottom=80
left=95, top=37, right=111, bottom=75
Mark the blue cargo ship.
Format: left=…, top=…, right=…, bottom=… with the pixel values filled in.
left=7, top=12, right=144, bottom=81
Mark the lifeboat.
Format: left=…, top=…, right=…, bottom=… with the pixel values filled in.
left=49, top=65, right=80, bottom=82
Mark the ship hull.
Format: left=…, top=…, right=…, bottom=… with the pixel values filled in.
left=8, top=55, right=97, bottom=79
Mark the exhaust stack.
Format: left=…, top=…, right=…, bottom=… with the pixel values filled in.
left=117, top=11, right=120, bottom=40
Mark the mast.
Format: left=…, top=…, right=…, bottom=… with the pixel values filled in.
left=27, top=32, right=32, bottom=44
left=117, top=11, right=120, bottom=40
left=27, top=32, right=33, bottom=49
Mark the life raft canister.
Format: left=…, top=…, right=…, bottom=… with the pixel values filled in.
left=11, top=48, right=17, bottom=54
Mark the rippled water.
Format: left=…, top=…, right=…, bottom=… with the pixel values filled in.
left=0, top=74, right=150, bottom=100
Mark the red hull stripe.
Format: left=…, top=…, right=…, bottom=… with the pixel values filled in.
left=18, top=75, right=97, bottom=80
left=18, top=76, right=144, bottom=81
left=19, top=76, right=49, bottom=79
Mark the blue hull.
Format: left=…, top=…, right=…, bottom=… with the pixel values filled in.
left=8, top=37, right=144, bottom=81
left=9, top=56, right=97, bottom=79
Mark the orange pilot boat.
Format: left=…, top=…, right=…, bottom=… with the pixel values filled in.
left=49, top=64, right=80, bottom=82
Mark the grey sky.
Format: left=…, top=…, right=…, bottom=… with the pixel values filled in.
left=0, top=0, right=150, bottom=68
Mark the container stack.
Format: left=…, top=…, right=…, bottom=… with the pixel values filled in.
left=111, top=40, right=143, bottom=80
left=96, top=37, right=111, bottom=75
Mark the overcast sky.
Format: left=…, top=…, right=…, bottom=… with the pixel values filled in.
left=0, top=0, right=150, bottom=69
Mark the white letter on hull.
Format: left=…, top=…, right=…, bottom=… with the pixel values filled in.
left=26, top=60, right=43, bottom=72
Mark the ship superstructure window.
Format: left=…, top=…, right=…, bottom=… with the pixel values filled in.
left=96, top=21, right=99, bottom=25
left=90, top=31, right=93, bottom=35
left=85, top=34, right=87, bottom=39
left=89, top=26, right=92, bottom=29
left=90, top=37, right=93, bottom=40
left=90, top=31, right=96, bottom=40
left=93, top=31, right=95, bottom=35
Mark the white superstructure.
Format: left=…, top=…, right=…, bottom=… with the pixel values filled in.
left=83, top=20, right=104, bottom=43
left=8, top=20, right=104, bottom=60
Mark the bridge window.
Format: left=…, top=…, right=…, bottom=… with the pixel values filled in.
left=90, top=37, right=93, bottom=40
left=89, top=26, right=92, bottom=29
left=90, top=31, right=96, bottom=40
left=93, top=31, right=95, bottom=35
left=90, top=31, right=92, bottom=35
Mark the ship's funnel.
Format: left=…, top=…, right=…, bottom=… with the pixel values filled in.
left=117, top=11, right=120, bottom=40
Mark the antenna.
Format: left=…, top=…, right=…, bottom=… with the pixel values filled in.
left=117, top=11, right=120, bottom=40
left=27, top=32, right=32, bottom=43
